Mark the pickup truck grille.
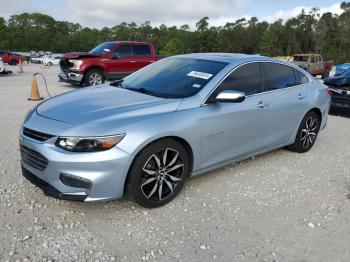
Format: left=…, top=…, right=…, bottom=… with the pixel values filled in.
left=23, top=127, right=54, bottom=142
left=20, top=145, right=49, bottom=172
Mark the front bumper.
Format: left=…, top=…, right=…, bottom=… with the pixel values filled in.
left=19, top=132, right=131, bottom=202
left=58, top=71, right=84, bottom=85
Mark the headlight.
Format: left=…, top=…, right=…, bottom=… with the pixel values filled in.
left=69, top=59, right=83, bottom=70
left=56, top=134, right=125, bottom=152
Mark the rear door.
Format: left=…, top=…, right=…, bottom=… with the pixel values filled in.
left=131, top=44, right=154, bottom=71
left=262, top=62, right=310, bottom=147
left=201, top=62, right=270, bottom=169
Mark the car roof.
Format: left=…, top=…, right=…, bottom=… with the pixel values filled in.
left=104, top=41, right=151, bottom=45
left=172, top=53, right=284, bottom=64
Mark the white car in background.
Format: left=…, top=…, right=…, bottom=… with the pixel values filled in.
left=43, top=55, right=61, bottom=66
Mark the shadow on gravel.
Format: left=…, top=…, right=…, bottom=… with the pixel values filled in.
left=329, top=109, right=350, bottom=118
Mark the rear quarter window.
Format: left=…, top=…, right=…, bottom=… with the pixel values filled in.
left=294, top=69, right=309, bottom=85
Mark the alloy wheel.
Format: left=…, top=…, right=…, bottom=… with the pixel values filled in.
left=301, top=116, right=318, bottom=149
left=88, top=72, right=102, bottom=85
left=140, top=148, right=184, bottom=201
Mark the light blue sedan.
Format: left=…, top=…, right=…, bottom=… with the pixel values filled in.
left=20, top=54, right=330, bottom=208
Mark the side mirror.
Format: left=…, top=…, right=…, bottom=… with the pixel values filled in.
left=112, top=53, right=120, bottom=59
left=208, top=90, right=246, bottom=103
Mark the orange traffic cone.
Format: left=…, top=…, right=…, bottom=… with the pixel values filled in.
left=28, top=75, right=43, bottom=101
left=18, top=59, right=24, bottom=73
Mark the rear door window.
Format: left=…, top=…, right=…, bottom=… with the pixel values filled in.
left=132, top=45, right=151, bottom=56
left=263, top=63, right=298, bottom=91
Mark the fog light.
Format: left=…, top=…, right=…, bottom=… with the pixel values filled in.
left=60, top=173, right=91, bottom=189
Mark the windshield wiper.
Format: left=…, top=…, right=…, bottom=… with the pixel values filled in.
left=110, top=79, right=124, bottom=88
left=125, top=87, right=165, bottom=98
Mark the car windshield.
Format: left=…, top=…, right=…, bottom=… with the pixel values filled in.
left=341, top=68, right=350, bottom=77
left=293, top=56, right=310, bottom=62
left=115, top=58, right=228, bottom=99
left=89, top=42, right=115, bottom=55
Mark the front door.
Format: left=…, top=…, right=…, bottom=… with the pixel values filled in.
left=200, top=62, right=270, bottom=169
left=107, top=44, right=134, bottom=78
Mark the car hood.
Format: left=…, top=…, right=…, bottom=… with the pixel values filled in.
left=324, top=76, right=350, bottom=87
left=63, top=52, right=101, bottom=59
left=36, top=85, right=181, bottom=125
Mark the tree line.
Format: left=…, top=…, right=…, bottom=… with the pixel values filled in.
left=0, top=2, right=350, bottom=63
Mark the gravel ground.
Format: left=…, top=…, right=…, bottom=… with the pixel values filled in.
left=0, top=64, right=350, bottom=262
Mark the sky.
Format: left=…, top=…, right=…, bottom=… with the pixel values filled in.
left=0, top=0, right=343, bottom=28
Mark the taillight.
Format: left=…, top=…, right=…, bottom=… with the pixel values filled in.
left=327, top=88, right=333, bottom=96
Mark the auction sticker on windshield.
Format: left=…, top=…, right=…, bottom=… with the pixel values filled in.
left=187, top=71, right=213, bottom=80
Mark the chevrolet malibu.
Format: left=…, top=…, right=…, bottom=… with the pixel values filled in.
left=20, top=54, right=330, bottom=208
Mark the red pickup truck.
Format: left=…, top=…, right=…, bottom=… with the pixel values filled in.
left=0, top=50, right=24, bottom=65
left=59, top=41, right=163, bottom=86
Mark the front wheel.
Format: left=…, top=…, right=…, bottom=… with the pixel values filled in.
left=9, top=60, right=18, bottom=65
left=288, top=111, right=321, bottom=153
left=128, top=139, right=189, bottom=208
left=84, top=69, right=105, bottom=86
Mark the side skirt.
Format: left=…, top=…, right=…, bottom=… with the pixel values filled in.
left=191, top=142, right=292, bottom=177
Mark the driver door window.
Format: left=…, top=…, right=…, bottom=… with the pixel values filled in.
left=214, top=62, right=263, bottom=96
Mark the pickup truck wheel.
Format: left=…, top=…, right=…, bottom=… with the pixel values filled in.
left=9, top=60, right=18, bottom=65
left=85, top=69, right=105, bottom=86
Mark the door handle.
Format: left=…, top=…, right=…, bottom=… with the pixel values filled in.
left=101, top=59, right=109, bottom=62
left=257, top=101, right=269, bottom=108
left=130, top=61, right=136, bottom=63
left=297, top=93, right=306, bottom=100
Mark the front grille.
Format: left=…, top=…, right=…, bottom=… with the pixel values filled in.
left=20, top=145, right=49, bottom=171
left=23, top=127, right=54, bottom=142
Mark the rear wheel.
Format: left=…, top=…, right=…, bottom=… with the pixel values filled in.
left=128, top=139, right=189, bottom=208
left=288, top=111, right=321, bottom=153
left=84, top=69, right=105, bottom=86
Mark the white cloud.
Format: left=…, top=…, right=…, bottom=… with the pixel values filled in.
left=262, top=3, right=342, bottom=23
left=0, top=0, right=344, bottom=29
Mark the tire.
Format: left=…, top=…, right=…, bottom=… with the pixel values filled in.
left=288, top=111, right=321, bottom=153
left=48, top=62, right=52, bottom=66
left=128, top=138, right=189, bottom=208
left=84, top=69, right=105, bottom=86
left=9, top=60, right=18, bottom=65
